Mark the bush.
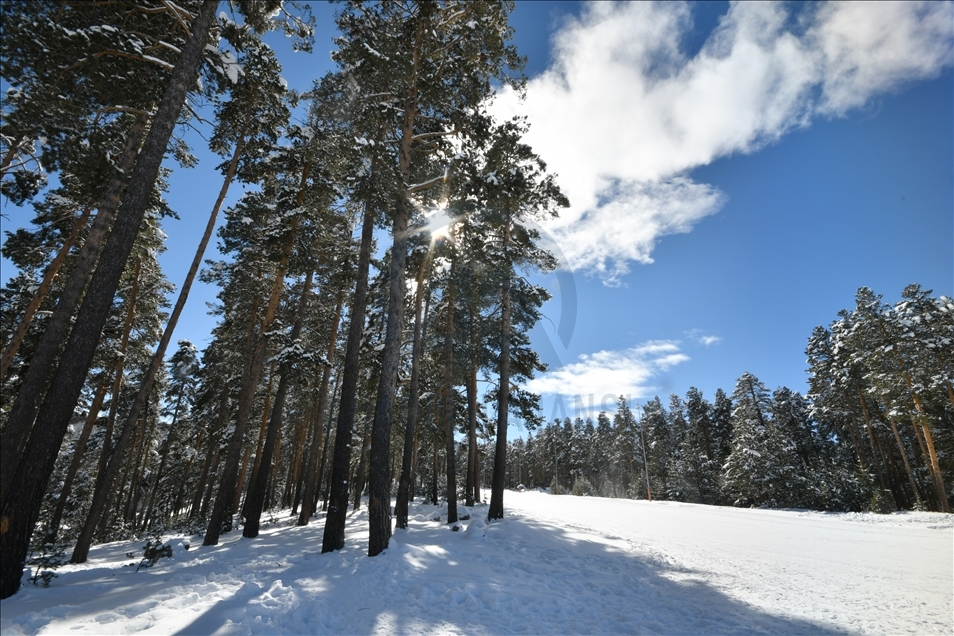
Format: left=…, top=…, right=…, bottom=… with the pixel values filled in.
left=572, top=477, right=593, bottom=496
left=137, top=540, right=174, bottom=571
left=27, top=529, right=68, bottom=588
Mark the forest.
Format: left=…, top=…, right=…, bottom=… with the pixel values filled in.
left=0, top=0, right=951, bottom=602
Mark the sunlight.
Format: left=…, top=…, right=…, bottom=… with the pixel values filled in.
left=420, top=203, right=454, bottom=244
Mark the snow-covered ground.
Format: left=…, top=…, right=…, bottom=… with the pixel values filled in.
left=1, top=491, right=950, bottom=635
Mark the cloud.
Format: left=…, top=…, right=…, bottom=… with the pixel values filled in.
left=686, top=329, right=722, bottom=346
left=526, top=340, right=690, bottom=401
left=813, top=2, right=954, bottom=114
left=492, top=1, right=953, bottom=282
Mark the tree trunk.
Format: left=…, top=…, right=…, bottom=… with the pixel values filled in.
left=443, top=265, right=458, bottom=524
left=69, top=88, right=245, bottom=563
left=855, top=386, right=890, bottom=498
left=465, top=304, right=478, bottom=507
left=191, top=392, right=228, bottom=521
left=918, top=420, right=950, bottom=513
left=172, top=428, right=204, bottom=518
left=204, top=162, right=305, bottom=545
left=353, top=420, right=371, bottom=511
left=322, top=203, right=376, bottom=552
left=395, top=261, right=429, bottom=529
left=244, top=363, right=276, bottom=517
left=233, top=446, right=253, bottom=516
left=475, top=444, right=481, bottom=503
left=244, top=271, right=313, bottom=537
left=298, top=293, right=343, bottom=525
left=431, top=430, right=440, bottom=506
left=0, top=113, right=148, bottom=505
left=263, top=426, right=283, bottom=513
left=200, top=452, right=221, bottom=521
left=318, top=375, right=340, bottom=513
left=410, top=413, right=421, bottom=505
left=71, top=250, right=143, bottom=551
left=488, top=225, right=512, bottom=521
left=906, top=392, right=950, bottom=512
left=367, top=193, right=411, bottom=554
left=878, top=395, right=923, bottom=507
left=367, top=17, right=425, bottom=556
left=127, top=413, right=157, bottom=526
left=140, top=391, right=185, bottom=530
left=48, top=373, right=109, bottom=539
left=287, top=412, right=309, bottom=511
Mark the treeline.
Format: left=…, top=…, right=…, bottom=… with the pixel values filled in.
left=500, top=286, right=953, bottom=514
left=0, top=0, right=564, bottom=598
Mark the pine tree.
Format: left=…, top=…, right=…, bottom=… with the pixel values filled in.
left=679, top=388, right=721, bottom=504
left=0, top=3, right=222, bottom=598
left=722, top=373, right=805, bottom=508
left=642, top=397, right=671, bottom=500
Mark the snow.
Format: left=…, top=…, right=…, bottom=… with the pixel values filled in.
left=140, top=55, right=174, bottom=71
left=1, top=491, right=950, bottom=635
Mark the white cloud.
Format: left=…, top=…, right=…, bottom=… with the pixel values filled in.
left=686, top=329, right=722, bottom=346
left=492, top=1, right=953, bottom=281
left=526, top=340, right=690, bottom=401
left=813, top=2, right=954, bottom=114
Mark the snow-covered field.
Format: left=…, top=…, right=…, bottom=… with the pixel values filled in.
left=1, top=491, right=950, bottom=635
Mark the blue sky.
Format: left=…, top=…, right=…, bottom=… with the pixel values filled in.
left=2, top=1, right=952, bottom=429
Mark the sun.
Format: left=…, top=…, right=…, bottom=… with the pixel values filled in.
left=420, top=204, right=454, bottom=242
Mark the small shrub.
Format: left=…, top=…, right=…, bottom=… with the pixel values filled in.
left=572, top=477, right=594, bottom=497
left=27, top=529, right=68, bottom=588
left=137, top=541, right=174, bottom=571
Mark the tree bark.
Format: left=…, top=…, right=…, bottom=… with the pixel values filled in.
left=0, top=113, right=148, bottom=506
left=59, top=249, right=142, bottom=545
left=244, top=363, right=276, bottom=517
left=298, top=293, right=343, bottom=525
left=233, top=447, right=253, bottom=515
left=352, top=420, right=371, bottom=511
left=367, top=192, right=410, bottom=555
left=191, top=392, right=228, bottom=521
left=126, top=413, right=157, bottom=525
left=70, top=90, right=245, bottom=564
left=140, top=390, right=186, bottom=530
left=443, top=264, right=458, bottom=524
left=48, top=373, right=109, bottom=539
left=465, top=304, right=478, bottom=507
left=172, top=428, right=204, bottom=518
left=431, top=426, right=440, bottom=506
left=488, top=224, right=512, bottom=521
left=319, top=377, right=340, bottom=513
left=395, top=261, right=428, bottom=529
left=855, top=385, right=890, bottom=498
left=203, top=158, right=307, bottom=545
left=322, top=204, right=376, bottom=552
left=244, top=271, right=313, bottom=538
left=367, top=13, right=426, bottom=556
left=917, top=419, right=950, bottom=513
left=286, top=412, right=309, bottom=510
left=877, top=395, right=923, bottom=507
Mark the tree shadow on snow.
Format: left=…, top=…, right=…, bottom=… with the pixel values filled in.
left=6, top=503, right=856, bottom=635
left=171, top=502, right=855, bottom=635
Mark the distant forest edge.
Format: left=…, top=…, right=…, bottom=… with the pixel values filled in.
left=505, top=285, right=952, bottom=515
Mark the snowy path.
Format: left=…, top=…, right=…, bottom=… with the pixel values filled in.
left=0, top=493, right=950, bottom=635
left=505, top=491, right=954, bottom=635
